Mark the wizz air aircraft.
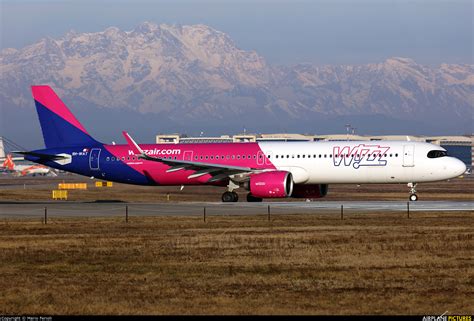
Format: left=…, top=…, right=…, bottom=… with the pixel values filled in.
left=15, top=86, right=466, bottom=202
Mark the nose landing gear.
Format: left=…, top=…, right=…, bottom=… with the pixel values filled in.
left=408, top=183, right=418, bottom=201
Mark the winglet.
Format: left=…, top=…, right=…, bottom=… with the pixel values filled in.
left=122, top=131, right=145, bottom=155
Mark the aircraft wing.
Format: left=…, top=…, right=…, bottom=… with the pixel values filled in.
left=122, top=131, right=258, bottom=182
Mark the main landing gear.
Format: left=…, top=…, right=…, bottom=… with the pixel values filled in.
left=408, top=182, right=418, bottom=201
left=222, top=191, right=239, bottom=202
left=222, top=181, right=240, bottom=202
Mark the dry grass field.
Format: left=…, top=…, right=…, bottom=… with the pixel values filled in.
left=0, top=212, right=473, bottom=315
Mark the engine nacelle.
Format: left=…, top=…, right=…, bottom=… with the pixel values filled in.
left=248, top=171, right=294, bottom=198
left=291, top=184, right=329, bottom=199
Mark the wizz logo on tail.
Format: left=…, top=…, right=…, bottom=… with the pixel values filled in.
left=333, top=144, right=390, bottom=169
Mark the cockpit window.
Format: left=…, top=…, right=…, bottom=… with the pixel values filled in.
left=427, top=150, right=448, bottom=158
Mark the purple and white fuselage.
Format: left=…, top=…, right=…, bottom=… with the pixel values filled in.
left=18, top=86, right=466, bottom=202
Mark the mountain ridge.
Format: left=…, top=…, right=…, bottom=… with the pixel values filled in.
left=1, top=22, right=472, bottom=146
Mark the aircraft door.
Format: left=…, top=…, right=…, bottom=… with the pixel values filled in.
left=402, top=145, right=415, bottom=167
left=89, top=148, right=101, bottom=170
left=257, top=151, right=265, bottom=165
left=183, top=151, right=193, bottom=161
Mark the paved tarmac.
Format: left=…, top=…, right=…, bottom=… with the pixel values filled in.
left=0, top=200, right=472, bottom=217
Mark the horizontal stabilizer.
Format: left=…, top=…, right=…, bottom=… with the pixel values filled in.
left=12, top=151, right=68, bottom=160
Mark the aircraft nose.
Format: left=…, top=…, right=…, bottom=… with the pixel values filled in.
left=451, top=158, right=467, bottom=177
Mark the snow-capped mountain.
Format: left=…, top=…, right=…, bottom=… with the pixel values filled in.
left=1, top=22, right=472, bottom=146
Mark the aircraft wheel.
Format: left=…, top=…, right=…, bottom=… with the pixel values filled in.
left=409, top=194, right=418, bottom=202
left=222, top=191, right=238, bottom=202
left=231, top=192, right=239, bottom=202
left=247, top=193, right=263, bottom=202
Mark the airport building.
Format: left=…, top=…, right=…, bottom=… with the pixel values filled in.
left=156, top=133, right=473, bottom=169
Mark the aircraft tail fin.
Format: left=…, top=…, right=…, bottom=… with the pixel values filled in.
left=31, top=86, right=100, bottom=148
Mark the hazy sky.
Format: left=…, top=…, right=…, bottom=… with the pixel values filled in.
left=0, top=0, right=472, bottom=65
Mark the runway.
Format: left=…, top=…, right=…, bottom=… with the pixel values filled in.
left=0, top=200, right=472, bottom=217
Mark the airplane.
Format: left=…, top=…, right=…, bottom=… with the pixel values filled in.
left=14, top=85, right=466, bottom=202
left=1, top=153, right=57, bottom=177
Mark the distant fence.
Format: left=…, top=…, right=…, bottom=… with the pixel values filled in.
left=1, top=202, right=472, bottom=224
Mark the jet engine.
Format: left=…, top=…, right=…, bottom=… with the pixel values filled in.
left=247, top=171, right=294, bottom=198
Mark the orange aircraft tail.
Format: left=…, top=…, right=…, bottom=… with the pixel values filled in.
left=2, top=154, right=15, bottom=170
